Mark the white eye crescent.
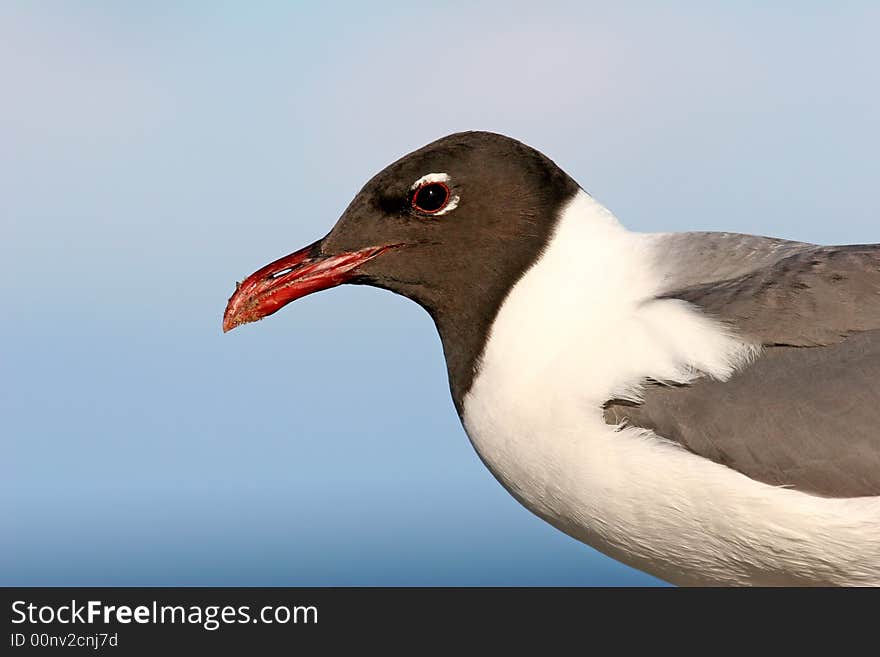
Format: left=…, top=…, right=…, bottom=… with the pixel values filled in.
left=410, top=173, right=459, bottom=216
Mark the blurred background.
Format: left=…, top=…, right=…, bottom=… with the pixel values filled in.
left=3, top=2, right=878, bottom=585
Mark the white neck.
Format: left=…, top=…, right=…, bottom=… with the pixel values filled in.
left=461, top=190, right=880, bottom=585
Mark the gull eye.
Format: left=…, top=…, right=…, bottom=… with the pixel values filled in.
left=412, top=182, right=450, bottom=214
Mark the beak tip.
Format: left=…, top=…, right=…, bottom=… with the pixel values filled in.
left=222, top=304, right=245, bottom=333
left=222, top=296, right=241, bottom=333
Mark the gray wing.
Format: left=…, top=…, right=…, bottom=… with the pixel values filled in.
left=659, top=242, right=880, bottom=346
left=605, top=237, right=880, bottom=498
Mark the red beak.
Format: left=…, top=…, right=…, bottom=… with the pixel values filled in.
left=222, top=239, right=395, bottom=333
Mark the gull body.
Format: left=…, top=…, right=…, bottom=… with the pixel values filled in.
left=224, top=132, right=880, bottom=585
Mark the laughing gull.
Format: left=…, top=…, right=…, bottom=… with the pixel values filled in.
left=223, top=131, right=880, bottom=586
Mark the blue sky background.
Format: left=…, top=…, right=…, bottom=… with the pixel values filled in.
left=3, top=2, right=878, bottom=586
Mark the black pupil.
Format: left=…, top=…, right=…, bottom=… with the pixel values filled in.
left=414, top=183, right=448, bottom=212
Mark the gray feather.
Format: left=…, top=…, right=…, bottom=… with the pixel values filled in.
left=659, top=239, right=880, bottom=345
left=606, top=235, right=880, bottom=498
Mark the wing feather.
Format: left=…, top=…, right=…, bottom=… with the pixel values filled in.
left=606, top=241, right=880, bottom=498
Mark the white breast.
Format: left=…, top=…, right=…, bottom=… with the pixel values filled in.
left=461, top=191, right=880, bottom=586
